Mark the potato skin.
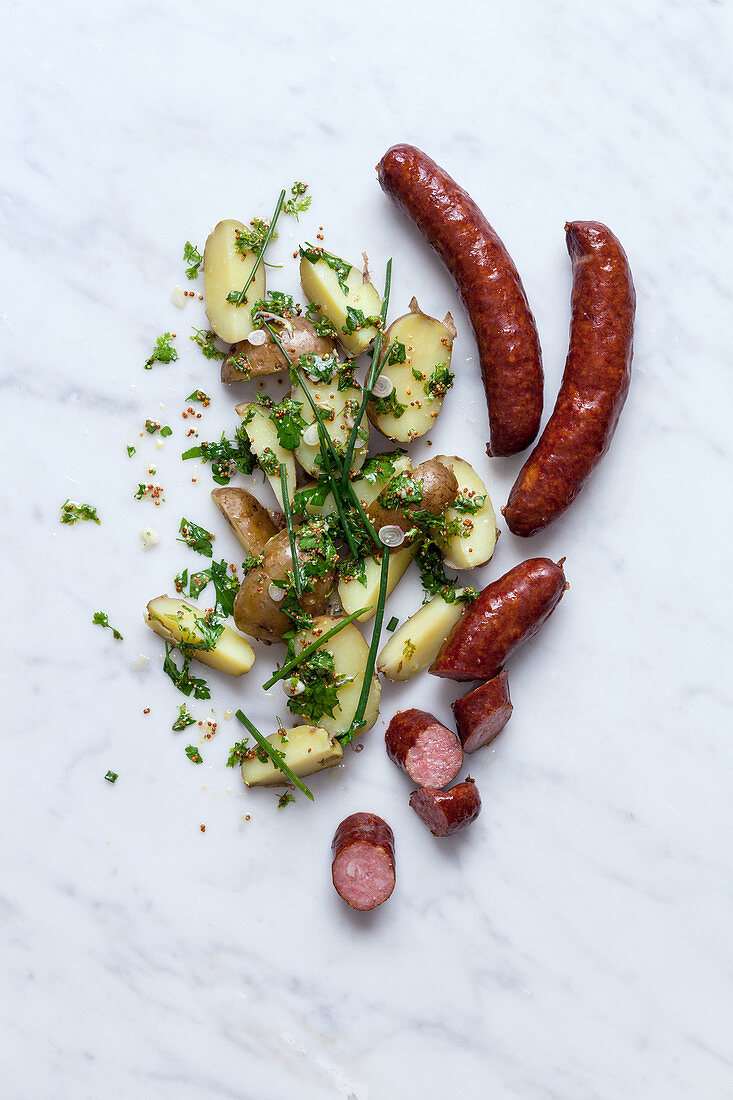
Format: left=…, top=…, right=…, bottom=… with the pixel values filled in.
left=221, top=317, right=337, bottom=383
left=368, top=459, right=459, bottom=537
left=233, top=529, right=334, bottom=643
left=211, top=487, right=280, bottom=556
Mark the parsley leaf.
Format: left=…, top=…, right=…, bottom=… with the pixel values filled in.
left=389, top=342, right=407, bottom=365
left=341, top=306, right=380, bottom=336
left=304, top=302, right=337, bottom=337
left=178, top=517, right=215, bottom=557
left=181, top=425, right=256, bottom=484
left=287, top=647, right=350, bottom=724
left=186, top=389, right=211, bottom=403
left=207, top=559, right=239, bottom=617
left=234, top=218, right=275, bottom=257
left=282, top=181, right=311, bottom=220
left=379, top=471, right=423, bottom=510
left=299, top=244, right=352, bottom=295
left=298, top=351, right=338, bottom=384
left=60, top=500, right=100, bottom=525
left=268, top=397, right=306, bottom=451
left=185, top=745, right=203, bottom=764
left=370, top=388, right=407, bottom=419
left=163, top=643, right=210, bottom=699
left=92, top=611, right=123, bottom=640
left=277, top=791, right=296, bottom=808
left=144, top=333, right=178, bottom=370
left=172, top=704, right=196, bottom=731
left=359, top=451, right=406, bottom=486
left=104, top=770, right=118, bottom=783
left=126, top=445, right=136, bottom=458
left=415, top=541, right=464, bottom=603
left=190, top=327, right=225, bottom=361
left=252, top=290, right=299, bottom=320
left=183, top=242, right=203, bottom=280
left=425, top=363, right=454, bottom=399
left=226, top=739, right=250, bottom=767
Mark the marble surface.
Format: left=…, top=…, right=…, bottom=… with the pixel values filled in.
left=3, top=1, right=732, bottom=1097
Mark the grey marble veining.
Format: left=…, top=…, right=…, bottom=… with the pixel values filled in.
left=2, top=1, right=732, bottom=1097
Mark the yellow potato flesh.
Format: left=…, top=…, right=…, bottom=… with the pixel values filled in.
left=433, top=455, right=498, bottom=569
left=235, top=403, right=296, bottom=509
left=291, top=374, right=368, bottom=477
left=291, top=616, right=380, bottom=737
left=204, top=220, right=266, bottom=343
left=240, top=725, right=342, bottom=788
left=377, top=594, right=465, bottom=681
left=146, top=596, right=255, bottom=676
left=338, top=545, right=414, bottom=622
left=299, top=254, right=382, bottom=356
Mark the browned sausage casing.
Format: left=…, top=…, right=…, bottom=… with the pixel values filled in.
left=504, top=221, right=636, bottom=536
left=452, top=671, right=513, bottom=752
left=377, top=144, right=543, bottom=456
left=430, top=558, right=567, bottom=682
left=409, top=780, right=482, bottom=837
left=331, top=812, right=396, bottom=911
left=385, top=708, right=463, bottom=787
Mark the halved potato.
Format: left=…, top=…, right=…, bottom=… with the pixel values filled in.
left=367, top=299, right=455, bottom=443
left=240, top=725, right=342, bottom=788
left=377, top=594, right=466, bottom=681
left=221, top=318, right=336, bottom=383
left=146, top=596, right=255, bottom=675
left=350, top=451, right=411, bottom=512
left=433, top=455, right=498, bottom=569
left=291, top=372, right=368, bottom=477
left=235, top=402, right=296, bottom=508
left=291, top=615, right=380, bottom=737
left=300, top=249, right=383, bottom=356
left=211, top=487, right=279, bottom=556
left=204, top=220, right=266, bottom=343
left=338, top=546, right=414, bottom=622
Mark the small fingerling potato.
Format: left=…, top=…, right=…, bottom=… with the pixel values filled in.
left=299, top=247, right=383, bottom=357
left=146, top=596, right=255, bottom=675
left=291, top=615, right=381, bottom=737
left=433, top=455, right=498, bottom=569
left=368, top=298, right=456, bottom=443
left=367, top=458, right=459, bottom=538
left=235, top=402, right=296, bottom=509
left=204, top=220, right=266, bottom=343
left=221, top=318, right=337, bottom=383
left=377, top=593, right=466, bottom=681
left=338, top=545, right=415, bottom=622
left=291, top=368, right=369, bottom=478
left=240, top=724, right=343, bottom=788
left=211, top=487, right=280, bottom=556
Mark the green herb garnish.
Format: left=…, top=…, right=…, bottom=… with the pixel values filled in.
left=261, top=606, right=371, bottom=689
left=183, top=241, right=203, bottom=279
left=127, top=445, right=136, bottom=458
left=190, top=328, right=225, bottom=361
left=172, top=704, right=196, bottom=731
left=182, top=425, right=256, bottom=484
left=186, top=389, right=211, bottom=403
left=104, top=770, right=118, bottom=784
left=60, top=500, right=100, bottom=525
left=185, top=745, right=203, bottom=764
left=92, top=611, right=123, bottom=640
left=277, top=791, right=296, bottom=808
left=386, top=616, right=399, bottom=632
left=282, top=181, right=311, bottom=219
left=234, top=710, right=314, bottom=801
left=178, top=517, right=214, bottom=557
left=269, top=397, right=306, bottom=451
left=228, top=189, right=286, bottom=307
left=299, top=244, right=352, bottom=295
left=163, top=644, right=210, bottom=699
left=425, top=363, right=454, bottom=399
left=389, top=342, right=407, bottom=364
left=304, top=302, right=337, bottom=337
left=341, top=305, right=380, bottom=336
left=226, top=739, right=250, bottom=767
left=144, top=332, right=178, bottom=370
left=370, top=387, right=407, bottom=420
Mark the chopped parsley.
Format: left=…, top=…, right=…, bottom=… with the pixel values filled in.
left=183, top=241, right=203, bottom=280
left=379, top=471, right=423, bottom=510
left=226, top=739, right=250, bottom=767
left=277, top=791, right=296, bottom=808
left=235, top=218, right=274, bottom=257
left=415, top=541, right=476, bottom=604
left=286, top=646, right=350, bottom=725
left=172, top=704, right=196, bottom=731
left=282, top=181, right=311, bottom=219
left=126, top=445, right=136, bottom=458
left=92, top=611, right=123, bottom=640
left=207, top=559, right=239, bottom=617
left=104, top=770, right=118, bottom=784
left=304, top=302, right=337, bottom=337
left=342, top=305, right=380, bottom=336
left=145, top=419, right=172, bottom=436
left=298, top=351, right=338, bottom=384
left=163, top=644, right=210, bottom=699
left=299, top=244, right=352, bottom=295
left=185, top=745, right=203, bottom=764
left=359, top=451, right=406, bottom=486
left=258, top=447, right=280, bottom=476
left=425, top=363, right=455, bottom=399
left=144, top=332, right=178, bottom=370
left=370, top=388, right=407, bottom=419
left=178, top=517, right=215, bottom=557
left=268, top=396, right=307, bottom=451
left=293, top=479, right=330, bottom=513
left=186, top=389, right=211, bottom=403
left=60, top=500, right=100, bottom=525
left=453, top=492, right=486, bottom=514
left=252, top=290, right=299, bottom=320
left=190, top=327, right=225, bottom=361
left=389, top=342, right=407, bottom=364
left=181, top=425, right=256, bottom=484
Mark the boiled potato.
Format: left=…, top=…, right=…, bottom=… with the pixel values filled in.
left=211, top=487, right=280, bottom=556
left=146, top=596, right=255, bottom=675
left=367, top=299, right=455, bottom=443
left=295, top=451, right=411, bottom=521
left=240, top=725, right=342, bottom=788
left=221, top=317, right=337, bottom=383
left=235, top=402, right=296, bottom=509
left=291, top=370, right=368, bottom=477
left=291, top=615, right=380, bottom=737
left=367, top=459, right=458, bottom=539
left=433, top=455, right=498, bottom=569
left=338, top=546, right=414, bottom=622
left=377, top=594, right=466, bottom=681
left=204, top=220, right=266, bottom=343
left=300, top=248, right=382, bottom=356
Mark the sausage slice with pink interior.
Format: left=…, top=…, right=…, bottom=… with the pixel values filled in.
left=385, top=708, right=463, bottom=787
left=409, top=779, right=482, bottom=837
left=452, top=671, right=513, bottom=753
left=331, top=812, right=396, bottom=911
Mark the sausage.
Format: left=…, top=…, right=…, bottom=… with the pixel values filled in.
left=503, top=221, right=635, bottom=536
left=430, top=558, right=567, bottom=682
left=385, top=708, right=463, bottom=787
left=452, top=671, right=513, bottom=753
left=409, top=779, right=482, bottom=837
left=331, top=812, right=396, bottom=911
left=377, top=144, right=543, bottom=457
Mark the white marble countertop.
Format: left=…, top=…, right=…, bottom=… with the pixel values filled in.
left=3, top=1, right=732, bottom=1097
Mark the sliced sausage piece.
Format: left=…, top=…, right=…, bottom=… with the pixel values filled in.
left=331, top=812, right=396, bottom=911
left=504, top=221, right=635, bottom=536
left=430, top=558, right=567, bottom=682
left=409, top=779, right=482, bottom=837
left=377, top=144, right=543, bottom=457
left=452, top=671, right=513, bottom=752
left=385, top=708, right=463, bottom=787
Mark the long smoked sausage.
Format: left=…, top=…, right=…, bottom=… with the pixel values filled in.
left=504, top=221, right=635, bottom=536
left=377, top=144, right=543, bottom=457
left=430, top=558, right=567, bottom=682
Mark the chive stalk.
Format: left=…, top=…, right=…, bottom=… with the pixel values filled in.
left=229, top=190, right=286, bottom=307
left=280, top=463, right=302, bottom=596
left=235, top=709, right=314, bottom=801
left=338, top=548, right=390, bottom=745
left=261, top=605, right=373, bottom=689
